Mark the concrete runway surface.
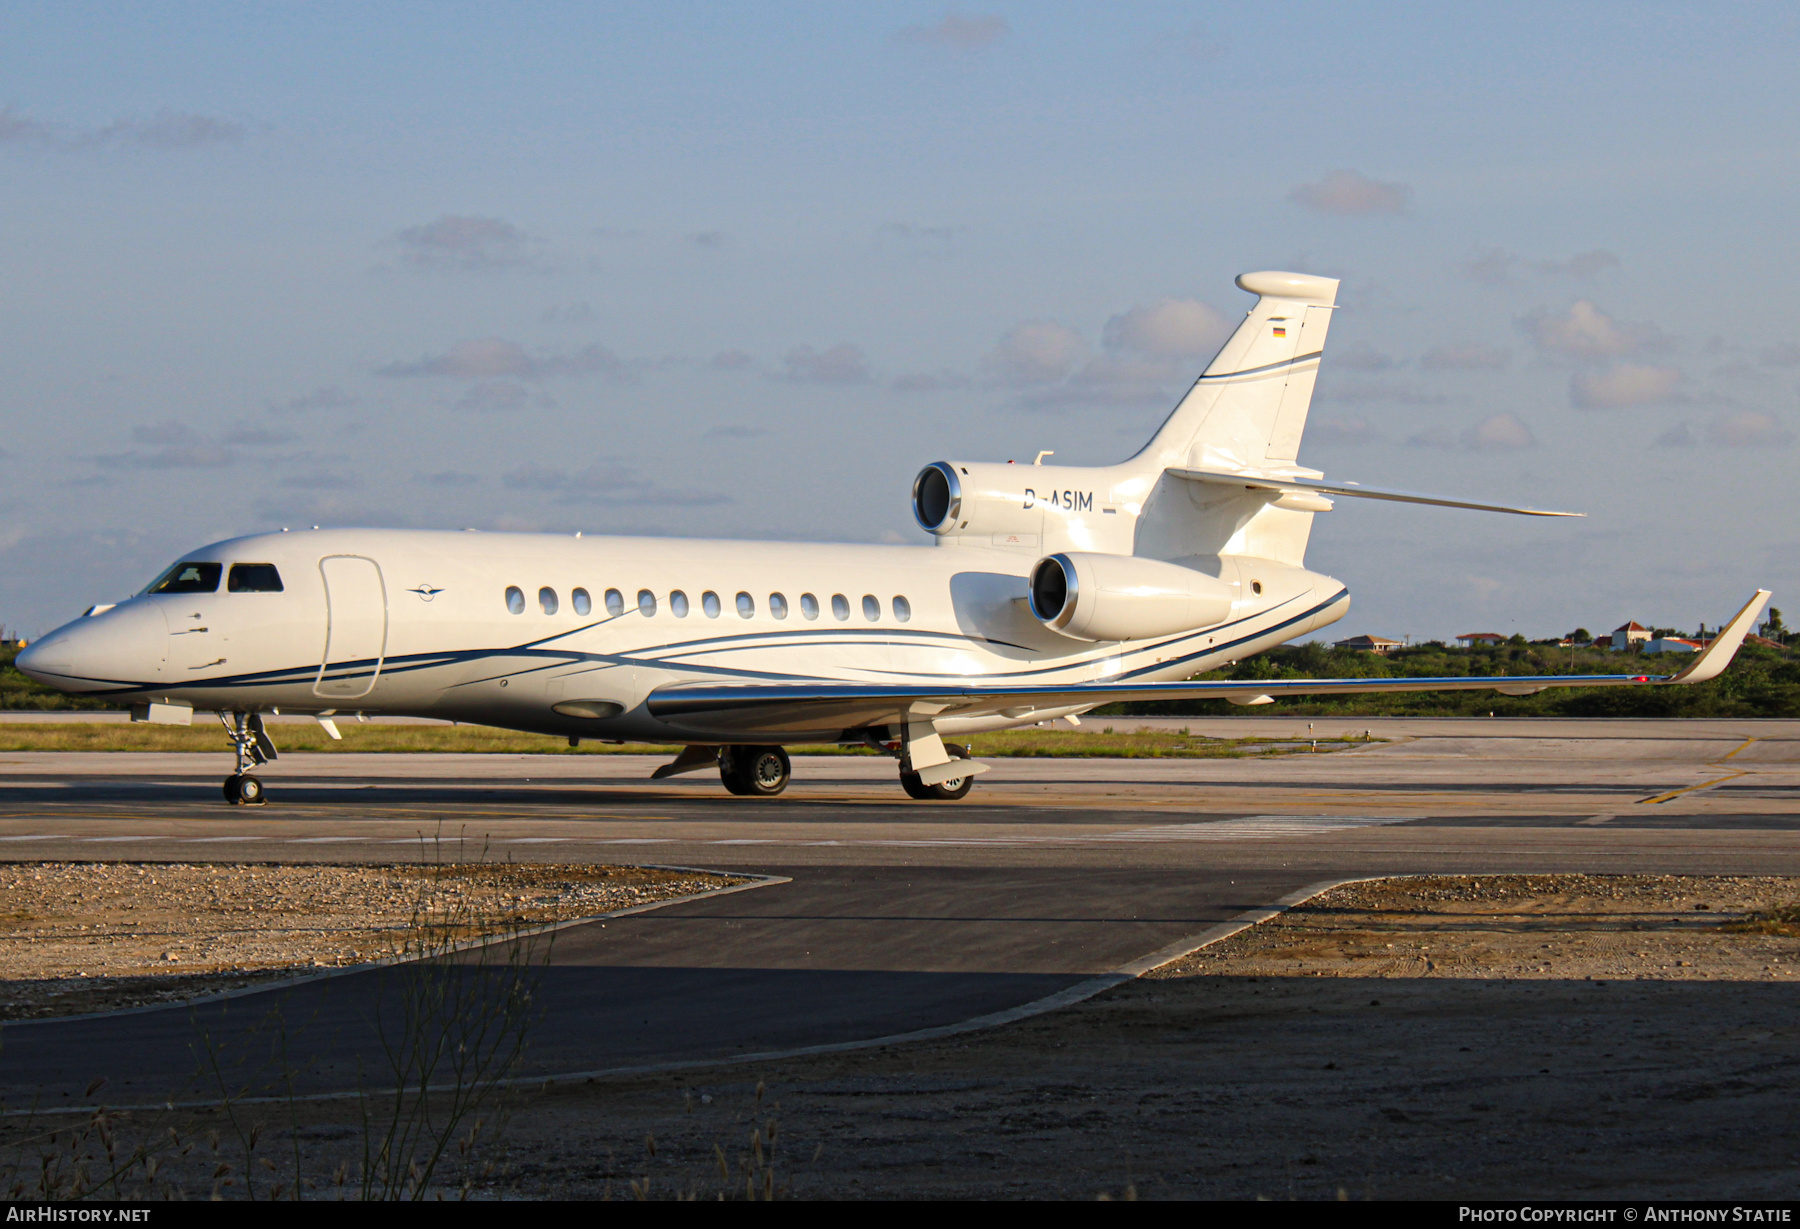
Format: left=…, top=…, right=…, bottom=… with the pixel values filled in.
left=1, top=718, right=1797, bottom=1107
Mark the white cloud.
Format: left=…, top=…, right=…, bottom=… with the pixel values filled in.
left=875, top=222, right=962, bottom=254
left=393, top=216, right=530, bottom=271
left=1332, top=341, right=1397, bottom=372
left=1543, top=250, right=1621, bottom=280
left=221, top=422, right=296, bottom=446
left=777, top=343, right=871, bottom=385
left=1102, top=299, right=1230, bottom=358
left=453, top=381, right=533, bottom=413
left=416, top=471, right=480, bottom=487
left=1519, top=300, right=1669, bottom=362
left=1405, top=426, right=1458, bottom=449
left=1759, top=343, right=1800, bottom=367
left=893, top=14, right=1010, bottom=48
left=130, top=420, right=199, bottom=446
left=87, top=111, right=244, bottom=149
left=1459, top=247, right=1518, bottom=285
left=1656, top=422, right=1697, bottom=448
left=1306, top=417, right=1380, bottom=446
left=0, top=107, right=245, bottom=150
left=268, top=386, right=356, bottom=415
left=1460, top=248, right=1621, bottom=285
left=1462, top=412, right=1535, bottom=451
left=280, top=469, right=360, bottom=490
left=1707, top=410, right=1794, bottom=447
left=1287, top=170, right=1411, bottom=216
left=709, top=350, right=755, bottom=371
left=892, top=370, right=971, bottom=392
left=379, top=339, right=624, bottom=380
left=705, top=424, right=767, bottom=440
left=983, top=320, right=1086, bottom=385
left=95, top=444, right=233, bottom=470
left=1320, top=379, right=1448, bottom=405
left=502, top=459, right=731, bottom=506
left=1420, top=343, right=1511, bottom=371
left=540, top=302, right=594, bottom=325
left=1570, top=363, right=1682, bottom=408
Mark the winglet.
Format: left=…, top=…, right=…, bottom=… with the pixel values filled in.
left=1667, top=590, right=1773, bottom=685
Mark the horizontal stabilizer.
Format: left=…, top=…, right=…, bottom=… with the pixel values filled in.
left=1169, top=468, right=1582, bottom=518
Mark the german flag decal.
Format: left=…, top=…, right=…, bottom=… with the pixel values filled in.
left=1272, top=326, right=1287, bottom=338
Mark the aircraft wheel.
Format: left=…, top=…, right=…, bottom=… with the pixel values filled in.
left=899, top=763, right=975, bottom=801
left=224, top=775, right=266, bottom=806
left=720, top=746, right=790, bottom=797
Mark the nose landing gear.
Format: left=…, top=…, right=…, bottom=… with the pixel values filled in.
left=219, top=711, right=277, bottom=805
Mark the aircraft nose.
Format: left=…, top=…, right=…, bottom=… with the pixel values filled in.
left=12, top=640, right=61, bottom=687
left=16, top=603, right=168, bottom=691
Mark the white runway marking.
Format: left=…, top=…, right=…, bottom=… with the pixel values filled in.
left=0, top=815, right=1419, bottom=852
left=1104, top=814, right=1419, bottom=842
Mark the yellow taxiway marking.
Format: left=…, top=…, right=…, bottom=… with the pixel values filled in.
left=1637, top=737, right=1761, bottom=805
left=1639, top=771, right=1748, bottom=806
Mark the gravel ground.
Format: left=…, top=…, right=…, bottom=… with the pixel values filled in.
left=0, top=861, right=744, bottom=1020
left=13, top=874, right=1800, bottom=1200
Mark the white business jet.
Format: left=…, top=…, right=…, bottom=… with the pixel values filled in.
left=16, top=271, right=1770, bottom=805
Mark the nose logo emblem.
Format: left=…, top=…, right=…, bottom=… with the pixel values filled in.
left=408, top=584, right=444, bottom=602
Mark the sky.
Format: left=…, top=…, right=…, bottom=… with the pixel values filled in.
left=2, top=2, right=1797, bottom=643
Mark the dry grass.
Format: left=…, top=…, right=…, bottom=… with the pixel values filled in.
left=0, top=722, right=1368, bottom=758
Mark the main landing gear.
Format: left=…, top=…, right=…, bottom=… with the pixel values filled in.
left=900, top=745, right=976, bottom=801
left=719, top=745, right=792, bottom=797
left=220, top=711, right=277, bottom=805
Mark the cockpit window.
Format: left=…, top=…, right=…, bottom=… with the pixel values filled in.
left=227, top=563, right=284, bottom=592
left=146, top=562, right=222, bottom=594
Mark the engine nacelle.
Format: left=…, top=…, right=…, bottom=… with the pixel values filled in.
left=1027, top=552, right=1235, bottom=642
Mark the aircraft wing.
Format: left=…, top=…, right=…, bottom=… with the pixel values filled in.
left=647, top=590, right=1771, bottom=736
left=1167, top=467, right=1583, bottom=517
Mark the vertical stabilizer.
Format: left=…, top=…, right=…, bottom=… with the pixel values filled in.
left=1135, top=271, right=1339, bottom=474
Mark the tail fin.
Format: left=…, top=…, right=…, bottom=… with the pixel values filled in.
left=1136, top=271, right=1339, bottom=473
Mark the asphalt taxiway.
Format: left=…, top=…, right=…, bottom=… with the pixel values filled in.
left=1, top=719, right=1797, bottom=1106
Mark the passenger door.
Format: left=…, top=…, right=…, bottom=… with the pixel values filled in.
left=313, top=556, right=388, bottom=699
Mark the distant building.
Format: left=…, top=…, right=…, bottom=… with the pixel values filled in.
left=1334, top=634, right=1403, bottom=654
left=1456, top=632, right=1505, bottom=647
left=1642, top=637, right=1702, bottom=654
left=1611, top=621, right=1652, bottom=651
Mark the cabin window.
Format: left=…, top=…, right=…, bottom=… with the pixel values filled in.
left=572, top=588, right=592, bottom=616
left=1251, top=580, right=1263, bottom=595
left=892, top=595, right=911, bottom=623
left=736, top=591, right=755, bottom=619
left=670, top=590, right=690, bottom=618
left=800, top=593, right=820, bottom=620
left=831, top=593, right=850, bottom=621
left=539, top=587, right=559, bottom=616
left=638, top=589, right=657, bottom=616
left=505, top=586, right=525, bottom=615
left=227, top=563, right=283, bottom=593
left=604, top=588, right=625, bottom=617
left=147, top=562, right=222, bottom=594
left=862, top=595, right=880, bottom=622
left=702, top=590, right=721, bottom=618
left=769, top=592, right=788, bottom=619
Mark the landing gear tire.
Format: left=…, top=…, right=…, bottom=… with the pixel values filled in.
left=720, top=746, right=791, bottom=797
left=900, top=746, right=975, bottom=801
left=900, top=771, right=974, bottom=801
left=224, top=774, right=265, bottom=806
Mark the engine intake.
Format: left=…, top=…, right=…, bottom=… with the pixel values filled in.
left=912, top=462, right=962, bottom=534
left=1028, top=552, right=1235, bottom=642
